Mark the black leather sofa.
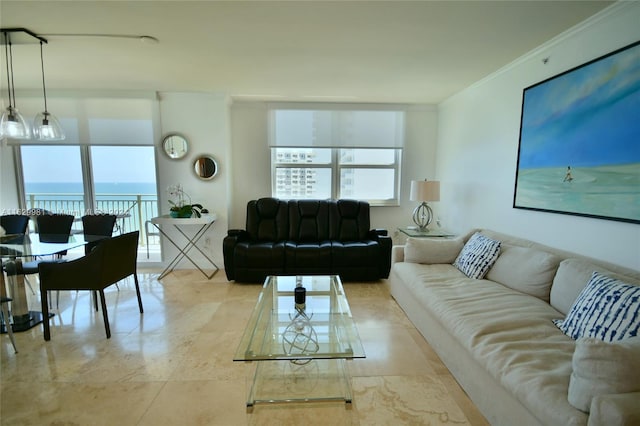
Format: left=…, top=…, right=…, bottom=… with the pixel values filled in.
left=223, top=198, right=392, bottom=283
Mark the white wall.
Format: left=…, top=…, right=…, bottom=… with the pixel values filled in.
left=228, top=101, right=439, bottom=244
left=156, top=92, right=230, bottom=269
left=437, top=2, right=640, bottom=270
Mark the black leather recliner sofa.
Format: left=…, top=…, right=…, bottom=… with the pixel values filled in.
left=223, top=198, right=392, bottom=283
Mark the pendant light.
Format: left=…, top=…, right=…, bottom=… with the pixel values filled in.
left=33, top=40, right=64, bottom=140
left=0, top=32, right=30, bottom=139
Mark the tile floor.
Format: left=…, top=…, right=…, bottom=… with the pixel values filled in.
left=1, top=269, right=489, bottom=425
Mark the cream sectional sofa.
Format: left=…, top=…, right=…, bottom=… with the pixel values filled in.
left=389, top=229, right=640, bottom=426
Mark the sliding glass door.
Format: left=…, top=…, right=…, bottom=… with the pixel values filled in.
left=19, top=145, right=159, bottom=260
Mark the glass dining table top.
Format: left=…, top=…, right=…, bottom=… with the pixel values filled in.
left=234, top=275, right=365, bottom=362
left=0, top=233, right=101, bottom=258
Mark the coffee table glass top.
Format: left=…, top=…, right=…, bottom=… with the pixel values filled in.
left=234, top=275, right=365, bottom=362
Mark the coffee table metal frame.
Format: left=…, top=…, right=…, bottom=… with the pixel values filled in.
left=233, top=275, right=365, bottom=410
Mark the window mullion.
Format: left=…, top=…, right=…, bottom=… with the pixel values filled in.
left=332, top=148, right=340, bottom=199
left=81, top=145, right=95, bottom=214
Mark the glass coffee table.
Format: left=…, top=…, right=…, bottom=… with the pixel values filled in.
left=234, top=275, right=365, bottom=410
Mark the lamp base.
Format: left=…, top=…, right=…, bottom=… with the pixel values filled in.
left=412, top=202, right=433, bottom=231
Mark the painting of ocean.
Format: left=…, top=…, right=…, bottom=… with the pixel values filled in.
left=515, top=163, right=640, bottom=222
left=514, top=40, right=640, bottom=223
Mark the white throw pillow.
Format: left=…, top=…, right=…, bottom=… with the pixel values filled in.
left=554, top=272, right=640, bottom=342
left=452, top=232, right=501, bottom=279
left=568, top=336, right=640, bottom=412
left=403, top=237, right=464, bottom=264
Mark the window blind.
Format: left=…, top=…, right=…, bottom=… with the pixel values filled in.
left=6, top=92, right=158, bottom=146
left=269, top=105, right=405, bottom=149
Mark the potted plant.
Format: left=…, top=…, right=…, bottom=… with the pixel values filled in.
left=167, top=184, right=204, bottom=218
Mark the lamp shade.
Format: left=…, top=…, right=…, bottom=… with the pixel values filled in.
left=33, top=111, right=65, bottom=141
left=410, top=180, right=440, bottom=202
left=0, top=106, right=30, bottom=139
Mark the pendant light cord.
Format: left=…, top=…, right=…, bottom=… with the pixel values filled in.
left=39, top=40, right=49, bottom=113
left=3, top=33, right=11, bottom=108
left=8, top=39, right=18, bottom=109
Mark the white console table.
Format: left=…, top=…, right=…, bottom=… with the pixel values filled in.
left=150, top=214, right=218, bottom=280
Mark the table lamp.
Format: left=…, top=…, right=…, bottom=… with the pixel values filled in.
left=410, top=179, right=440, bottom=231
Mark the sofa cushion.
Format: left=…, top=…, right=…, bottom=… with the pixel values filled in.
left=568, top=337, right=640, bottom=413
left=554, top=272, right=640, bottom=342
left=486, top=244, right=561, bottom=302
left=404, top=237, right=464, bottom=264
left=453, top=232, right=501, bottom=279
left=288, top=200, right=330, bottom=242
left=550, top=259, right=640, bottom=316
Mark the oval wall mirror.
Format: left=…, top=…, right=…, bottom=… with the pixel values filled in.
left=193, top=155, right=219, bottom=180
left=162, top=134, right=188, bottom=160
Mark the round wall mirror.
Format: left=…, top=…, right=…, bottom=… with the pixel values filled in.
left=193, top=155, right=219, bottom=180
left=162, top=134, right=188, bottom=160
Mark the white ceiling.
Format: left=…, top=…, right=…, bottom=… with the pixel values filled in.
left=1, top=1, right=613, bottom=104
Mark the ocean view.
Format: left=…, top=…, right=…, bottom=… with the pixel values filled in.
left=515, top=163, right=640, bottom=222
left=25, top=182, right=157, bottom=196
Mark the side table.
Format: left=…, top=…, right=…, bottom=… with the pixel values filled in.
left=151, top=214, right=219, bottom=280
left=398, top=227, right=456, bottom=238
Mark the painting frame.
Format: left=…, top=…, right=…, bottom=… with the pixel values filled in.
left=513, top=40, right=640, bottom=224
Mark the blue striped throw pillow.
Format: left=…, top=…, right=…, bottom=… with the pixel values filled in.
left=554, top=272, right=640, bottom=342
left=453, top=232, right=501, bottom=279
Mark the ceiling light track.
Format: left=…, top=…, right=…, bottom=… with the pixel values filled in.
left=41, top=33, right=159, bottom=44
left=1, top=27, right=65, bottom=141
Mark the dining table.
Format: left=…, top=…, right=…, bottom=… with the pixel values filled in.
left=0, top=233, right=104, bottom=333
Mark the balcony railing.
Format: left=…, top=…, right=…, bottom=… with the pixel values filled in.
left=24, top=193, right=159, bottom=249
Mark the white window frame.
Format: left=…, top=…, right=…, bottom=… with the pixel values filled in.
left=269, top=104, right=405, bottom=206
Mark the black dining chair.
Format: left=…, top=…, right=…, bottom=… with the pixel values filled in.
left=38, top=231, right=143, bottom=340
left=0, top=214, right=30, bottom=236
left=81, top=214, right=116, bottom=255
left=12, top=214, right=74, bottom=308
left=1, top=278, right=18, bottom=353
left=1, top=215, right=36, bottom=295
left=0, top=216, right=25, bottom=351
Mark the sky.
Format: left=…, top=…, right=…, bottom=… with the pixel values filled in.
left=518, top=41, right=640, bottom=169
left=21, top=145, right=157, bottom=183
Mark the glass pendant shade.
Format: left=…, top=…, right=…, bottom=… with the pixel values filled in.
left=0, top=106, right=30, bottom=139
left=33, top=111, right=64, bottom=140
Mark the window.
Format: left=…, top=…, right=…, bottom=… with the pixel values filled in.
left=11, top=94, right=160, bottom=260
left=269, top=106, right=404, bottom=205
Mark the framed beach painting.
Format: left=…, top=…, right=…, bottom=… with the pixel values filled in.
left=513, top=40, right=640, bottom=224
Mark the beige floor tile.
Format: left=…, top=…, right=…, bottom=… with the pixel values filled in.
left=137, top=380, right=247, bottom=426
left=353, top=375, right=471, bottom=425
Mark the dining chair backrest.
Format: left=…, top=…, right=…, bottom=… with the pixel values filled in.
left=101, top=231, right=139, bottom=287
left=82, top=214, right=117, bottom=254
left=38, top=242, right=105, bottom=291
left=36, top=214, right=74, bottom=243
left=0, top=214, right=30, bottom=235
left=1, top=214, right=30, bottom=244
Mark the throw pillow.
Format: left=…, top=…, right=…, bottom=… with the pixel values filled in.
left=549, top=258, right=640, bottom=316
left=568, top=336, right=640, bottom=412
left=452, top=232, right=501, bottom=279
left=553, top=272, right=640, bottom=342
left=404, top=237, right=464, bottom=264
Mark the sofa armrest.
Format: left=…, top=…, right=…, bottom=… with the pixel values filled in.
left=391, top=245, right=405, bottom=265
left=227, top=229, right=248, bottom=239
left=588, top=392, right=640, bottom=426
left=372, top=228, right=388, bottom=237
left=223, top=230, right=250, bottom=281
